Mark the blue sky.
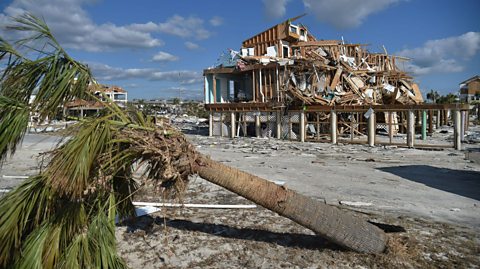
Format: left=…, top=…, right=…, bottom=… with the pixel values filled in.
left=1, top=0, right=479, bottom=100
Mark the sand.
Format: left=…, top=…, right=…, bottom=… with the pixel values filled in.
left=1, top=126, right=479, bottom=268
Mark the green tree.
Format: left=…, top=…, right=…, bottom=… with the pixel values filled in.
left=171, top=97, right=181, bottom=105
left=0, top=14, right=387, bottom=268
left=437, top=93, right=458, bottom=104
left=426, top=89, right=440, bottom=103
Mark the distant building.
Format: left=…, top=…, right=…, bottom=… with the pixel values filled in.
left=65, top=85, right=128, bottom=117
left=93, top=85, right=128, bottom=107
left=459, top=75, right=480, bottom=103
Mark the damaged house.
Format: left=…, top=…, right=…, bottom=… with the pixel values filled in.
left=203, top=15, right=468, bottom=149
left=64, top=84, right=128, bottom=118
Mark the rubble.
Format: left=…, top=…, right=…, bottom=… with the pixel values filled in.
left=233, top=45, right=422, bottom=106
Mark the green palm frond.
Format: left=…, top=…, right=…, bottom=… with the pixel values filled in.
left=46, top=116, right=114, bottom=198
left=0, top=95, right=29, bottom=162
left=0, top=13, right=93, bottom=165
left=32, top=53, right=92, bottom=119
left=13, top=223, right=59, bottom=269
left=1, top=179, right=126, bottom=268
left=0, top=176, right=54, bottom=267
left=7, top=13, right=64, bottom=56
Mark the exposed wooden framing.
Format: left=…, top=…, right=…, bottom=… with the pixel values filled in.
left=205, top=103, right=469, bottom=113
left=204, top=67, right=235, bottom=75
left=428, top=110, right=433, bottom=133
left=388, top=112, right=393, bottom=143
left=276, top=65, right=280, bottom=101
left=258, top=68, right=263, bottom=102
left=252, top=70, right=256, bottom=102
left=268, top=69, right=272, bottom=100
left=436, top=110, right=441, bottom=129
left=205, top=103, right=467, bottom=149
left=407, top=110, right=414, bottom=148
left=213, top=75, right=217, bottom=104
left=203, top=76, right=207, bottom=103
left=291, top=40, right=340, bottom=47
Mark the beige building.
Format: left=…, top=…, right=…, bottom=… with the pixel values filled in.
left=65, top=85, right=128, bottom=117
left=459, top=75, right=480, bottom=103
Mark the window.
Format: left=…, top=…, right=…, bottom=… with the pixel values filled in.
left=289, top=25, right=298, bottom=34
left=229, top=80, right=234, bottom=100
left=114, top=94, right=126, bottom=100
left=283, top=46, right=289, bottom=58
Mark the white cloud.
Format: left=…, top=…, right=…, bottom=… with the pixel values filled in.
left=89, top=62, right=202, bottom=85
left=152, top=51, right=179, bottom=62
left=263, top=0, right=290, bottom=19
left=209, top=16, right=223, bottom=27
left=156, top=15, right=211, bottom=40
left=397, top=32, right=480, bottom=75
left=302, top=0, right=400, bottom=29
left=184, top=41, right=200, bottom=50
left=127, top=22, right=159, bottom=32
left=1, top=0, right=163, bottom=52
left=124, top=83, right=139, bottom=89
left=1, top=1, right=217, bottom=52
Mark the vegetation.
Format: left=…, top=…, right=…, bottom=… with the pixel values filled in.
left=0, top=14, right=197, bottom=268
left=426, top=90, right=459, bottom=104
left=426, top=90, right=440, bottom=103
left=436, top=93, right=459, bottom=104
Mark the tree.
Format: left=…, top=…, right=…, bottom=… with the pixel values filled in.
left=171, top=97, right=181, bottom=105
left=437, top=93, right=458, bottom=104
left=426, top=89, right=440, bottom=103
left=0, top=14, right=387, bottom=268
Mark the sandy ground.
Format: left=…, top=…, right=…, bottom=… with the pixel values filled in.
left=1, top=127, right=479, bottom=268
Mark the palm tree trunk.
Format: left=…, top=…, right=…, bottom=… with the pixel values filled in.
left=193, top=155, right=387, bottom=254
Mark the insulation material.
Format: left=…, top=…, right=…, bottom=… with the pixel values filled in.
left=266, top=46, right=278, bottom=57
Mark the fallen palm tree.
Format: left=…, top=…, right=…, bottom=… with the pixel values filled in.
left=0, top=14, right=387, bottom=268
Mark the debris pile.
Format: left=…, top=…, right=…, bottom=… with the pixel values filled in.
left=227, top=41, right=423, bottom=106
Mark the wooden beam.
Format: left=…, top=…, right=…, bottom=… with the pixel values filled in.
left=204, top=67, right=236, bottom=75
left=252, top=70, right=256, bottom=102
left=330, top=68, right=342, bottom=89
left=204, top=103, right=469, bottom=113
left=213, top=75, right=217, bottom=104
left=428, top=110, right=433, bottom=134
left=268, top=69, right=272, bottom=100
left=291, top=40, right=341, bottom=47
